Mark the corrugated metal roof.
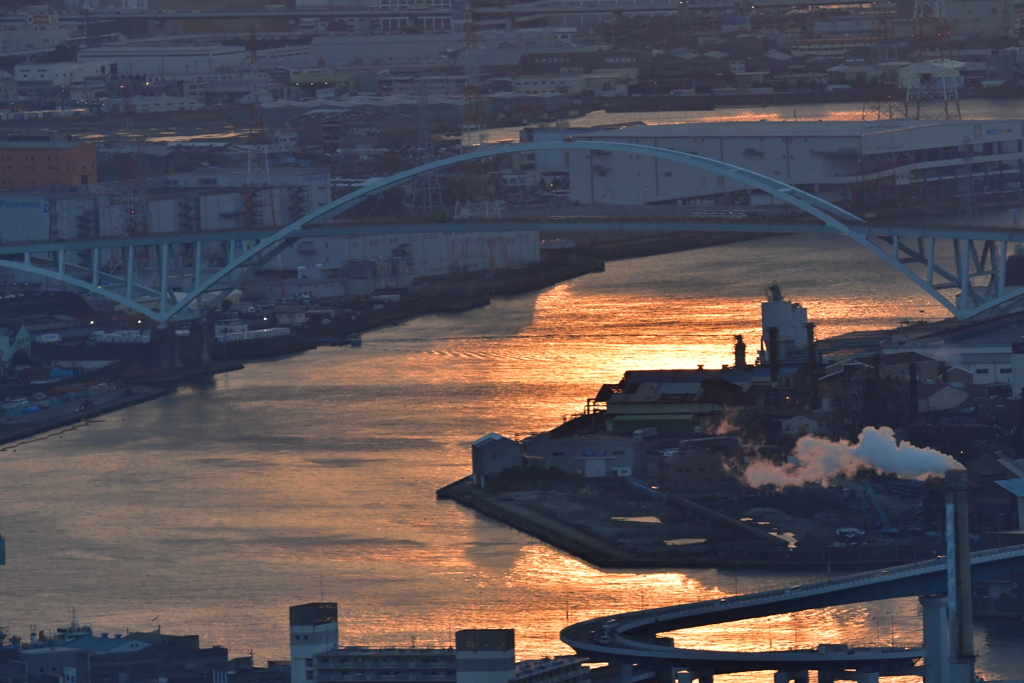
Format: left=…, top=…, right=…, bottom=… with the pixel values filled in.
left=995, top=479, right=1024, bottom=497
left=961, top=354, right=1011, bottom=363
left=0, top=141, right=85, bottom=149
left=578, top=119, right=957, bottom=139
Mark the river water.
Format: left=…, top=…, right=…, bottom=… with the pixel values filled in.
left=486, top=98, right=1024, bottom=143
left=1, top=235, right=1022, bottom=682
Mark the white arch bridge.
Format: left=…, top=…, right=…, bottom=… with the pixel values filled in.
left=2, top=141, right=1023, bottom=323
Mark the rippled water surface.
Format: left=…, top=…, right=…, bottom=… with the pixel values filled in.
left=1, top=234, right=1022, bottom=682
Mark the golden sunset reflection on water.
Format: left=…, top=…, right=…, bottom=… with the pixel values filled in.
left=0, top=235, right=1020, bottom=682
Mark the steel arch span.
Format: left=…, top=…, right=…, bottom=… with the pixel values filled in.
left=2, top=140, right=1020, bottom=322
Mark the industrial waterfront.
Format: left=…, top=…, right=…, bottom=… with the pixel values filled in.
left=1, top=235, right=1022, bottom=681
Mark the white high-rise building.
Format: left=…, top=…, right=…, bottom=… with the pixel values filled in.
left=290, top=603, right=339, bottom=683
left=455, top=630, right=515, bottom=683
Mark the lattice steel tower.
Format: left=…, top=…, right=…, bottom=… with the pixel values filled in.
left=461, top=14, right=488, bottom=150
left=246, top=30, right=275, bottom=229
left=118, top=80, right=149, bottom=237
left=411, top=83, right=444, bottom=218
left=861, top=0, right=906, bottom=120
left=905, top=0, right=961, bottom=120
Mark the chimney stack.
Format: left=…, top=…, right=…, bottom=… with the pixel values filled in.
left=804, top=322, right=816, bottom=368
left=909, top=362, right=920, bottom=421
left=734, top=335, right=747, bottom=369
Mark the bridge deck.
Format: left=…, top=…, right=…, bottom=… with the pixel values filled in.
left=560, top=544, right=1024, bottom=673
left=3, top=222, right=1023, bottom=256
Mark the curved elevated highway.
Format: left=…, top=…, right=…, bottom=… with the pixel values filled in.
left=560, top=545, right=1024, bottom=676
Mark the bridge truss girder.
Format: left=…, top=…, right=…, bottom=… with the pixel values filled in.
left=866, top=234, right=1016, bottom=317
left=0, top=141, right=1021, bottom=322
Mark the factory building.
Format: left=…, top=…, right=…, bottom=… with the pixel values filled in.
left=0, top=141, right=97, bottom=191
left=76, top=45, right=248, bottom=77
left=0, top=165, right=539, bottom=297
left=526, top=119, right=1024, bottom=206
left=14, top=60, right=112, bottom=85
left=312, top=628, right=588, bottom=683
left=0, top=167, right=331, bottom=244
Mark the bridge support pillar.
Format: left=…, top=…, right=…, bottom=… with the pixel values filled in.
left=772, top=671, right=807, bottom=683
left=854, top=673, right=879, bottom=683
left=921, top=595, right=951, bottom=683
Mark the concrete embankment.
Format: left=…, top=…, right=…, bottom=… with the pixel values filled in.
left=0, top=385, right=174, bottom=449
left=315, top=256, right=605, bottom=340
left=438, top=478, right=642, bottom=567
left=546, top=231, right=766, bottom=262
left=438, top=478, right=940, bottom=570
left=0, top=362, right=245, bottom=448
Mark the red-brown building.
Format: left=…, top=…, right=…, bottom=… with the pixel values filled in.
left=0, top=141, right=97, bottom=190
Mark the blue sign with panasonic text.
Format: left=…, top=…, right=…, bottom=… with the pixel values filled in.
left=583, top=450, right=608, bottom=457
left=0, top=197, right=50, bottom=241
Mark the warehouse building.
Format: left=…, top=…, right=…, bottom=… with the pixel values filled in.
left=0, top=165, right=538, bottom=297
left=76, top=45, right=248, bottom=77
left=0, top=141, right=97, bottom=191
left=526, top=119, right=1024, bottom=206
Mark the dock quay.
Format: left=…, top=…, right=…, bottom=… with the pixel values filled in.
left=0, top=384, right=173, bottom=450
left=437, top=477, right=953, bottom=571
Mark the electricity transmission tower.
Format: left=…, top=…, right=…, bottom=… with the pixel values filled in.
left=905, top=0, right=961, bottom=120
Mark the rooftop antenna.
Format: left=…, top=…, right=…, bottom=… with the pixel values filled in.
left=319, top=575, right=324, bottom=601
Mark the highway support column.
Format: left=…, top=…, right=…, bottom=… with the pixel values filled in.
left=677, top=670, right=712, bottom=683
left=945, top=469, right=975, bottom=683
left=772, top=671, right=808, bottom=683
left=920, top=595, right=951, bottom=683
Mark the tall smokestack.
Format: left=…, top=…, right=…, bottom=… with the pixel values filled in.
left=768, top=326, right=779, bottom=383
left=908, top=362, right=919, bottom=421
left=945, top=469, right=974, bottom=681
left=805, top=323, right=818, bottom=409
left=804, top=323, right=816, bottom=368
left=734, top=335, right=747, bottom=369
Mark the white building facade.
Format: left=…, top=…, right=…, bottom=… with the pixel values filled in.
left=290, top=603, right=339, bottom=683
left=527, top=119, right=1024, bottom=206
left=76, top=45, right=247, bottom=77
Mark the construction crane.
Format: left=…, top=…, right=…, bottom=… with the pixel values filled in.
left=862, top=482, right=899, bottom=533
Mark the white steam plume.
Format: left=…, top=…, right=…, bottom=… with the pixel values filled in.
left=743, top=426, right=963, bottom=488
